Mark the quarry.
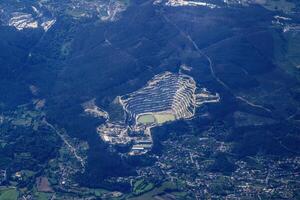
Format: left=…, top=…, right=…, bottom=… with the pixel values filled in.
left=95, top=72, right=220, bottom=155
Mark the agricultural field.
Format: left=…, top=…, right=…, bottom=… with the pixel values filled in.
left=0, top=188, right=18, bottom=200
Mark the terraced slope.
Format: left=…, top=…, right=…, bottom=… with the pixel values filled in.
left=120, top=72, right=200, bottom=124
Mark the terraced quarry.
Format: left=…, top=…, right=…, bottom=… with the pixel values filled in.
left=120, top=72, right=200, bottom=124
left=97, top=72, right=220, bottom=155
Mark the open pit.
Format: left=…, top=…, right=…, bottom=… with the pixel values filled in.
left=95, top=71, right=220, bottom=155
left=119, top=72, right=201, bottom=122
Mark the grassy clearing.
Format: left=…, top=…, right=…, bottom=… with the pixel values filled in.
left=0, top=188, right=19, bottom=200
left=137, top=114, right=155, bottom=124
left=154, top=113, right=175, bottom=124
left=137, top=112, right=176, bottom=125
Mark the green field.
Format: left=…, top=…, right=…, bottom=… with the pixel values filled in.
left=154, top=113, right=176, bottom=124
left=137, top=114, right=155, bottom=124
left=137, top=113, right=176, bottom=125
left=0, top=188, right=19, bottom=200
left=133, top=179, right=154, bottom=196
left=128, top=181, right=190, bottom=200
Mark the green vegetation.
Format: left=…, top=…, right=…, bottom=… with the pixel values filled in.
left=11, top=118, right=31, bottom=126
left=120, top=0, right=130, bottom=6
left=106, top=100, right=125, bottom=122
left=35, top=192, right=52, bottom=200
left=172, top=191, right=190, bottom=199
left=273, top=30, right=300, bottom=80
left=209, top=176, right=234, bottom=196
left=19, top=170, right=36, bottom=182
left=0, top=188, right=19, bottom=200
left=60, top=41, right=72, bottom=57
left=137, top=114, right=155, bottom=124
left=154, top=113, right=175, bottom=124
left=93, top=188, right=110, bottom=197
left=284, top=31, right=300, bottom=69
left=258, top=0, right=296, bottom=13
left=129, top=181, right=191, bottom=200
left=137, top=113, right=176, bottom=125
left=133, top=179, right=154, bottom=196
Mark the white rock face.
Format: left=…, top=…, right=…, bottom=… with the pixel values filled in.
left=167, top=0, right=218, bottom=8
left=156, top=0, right=218, bottom=8
left=41, top=19, right=56, bottom=32
left=8, top=12, right=38, bottom=30
left=120, top=72, right=200, bottom=121
left=5, top=10, right=56, bottom=32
